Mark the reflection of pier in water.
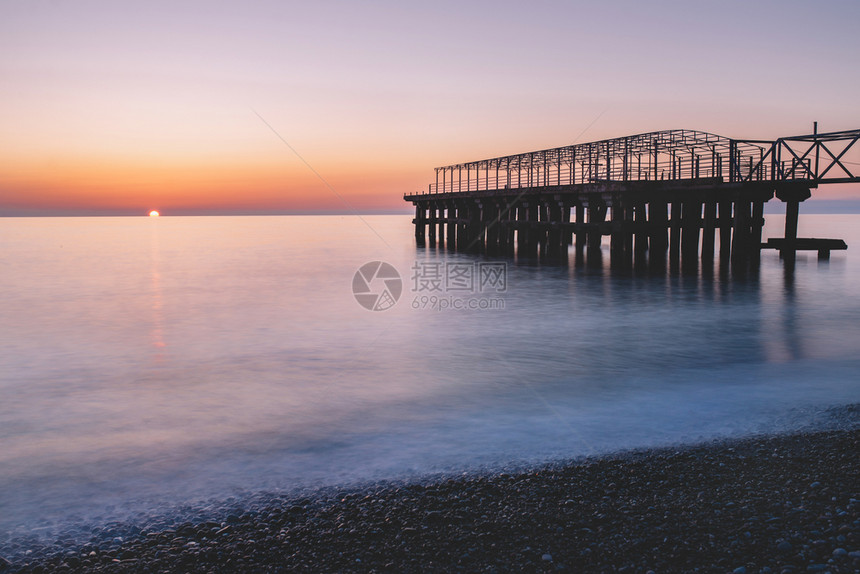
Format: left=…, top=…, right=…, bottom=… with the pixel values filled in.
left=405, top=127, right=858, bottom=271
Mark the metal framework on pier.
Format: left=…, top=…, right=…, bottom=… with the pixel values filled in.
left=740, top=128, right=860, bottom=184
left=410, top=128, right=860, bottom=196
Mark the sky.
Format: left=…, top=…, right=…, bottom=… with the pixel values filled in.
left=1, top=0, right=859, bottom=216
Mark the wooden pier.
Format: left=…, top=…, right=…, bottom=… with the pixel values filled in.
left=405, top=127, right=858, bottom=270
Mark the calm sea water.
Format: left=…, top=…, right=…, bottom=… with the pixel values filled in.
left=1, top=214, right=859, bottom=539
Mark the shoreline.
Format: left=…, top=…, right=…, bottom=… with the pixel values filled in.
left=3, top=426, right=858, bottom=573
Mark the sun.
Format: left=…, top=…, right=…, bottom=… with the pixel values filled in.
left=149, top=210, right=160, bottom=217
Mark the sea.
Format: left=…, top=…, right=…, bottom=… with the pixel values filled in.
left=1, top=213, right=859, bottom=552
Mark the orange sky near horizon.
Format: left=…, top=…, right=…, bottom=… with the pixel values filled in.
left=2, top=0, right=859, bottom=215
left=1, top=153, right=423, bottom=214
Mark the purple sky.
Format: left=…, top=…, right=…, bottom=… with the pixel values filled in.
left=2, top=0, right=858, bottom=214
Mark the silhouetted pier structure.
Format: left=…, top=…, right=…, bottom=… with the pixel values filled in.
left=405, top=126, right=858, bottom=270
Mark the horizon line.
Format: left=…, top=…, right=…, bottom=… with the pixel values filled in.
left=0, top=209, right=415, bottom=217
left=5, top=199, right=860, bottom=217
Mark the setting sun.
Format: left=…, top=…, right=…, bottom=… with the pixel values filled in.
left=149, top=210, right=160, bottom=217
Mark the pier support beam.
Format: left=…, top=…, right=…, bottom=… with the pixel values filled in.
left=681, top=200, right=702, bottom=271
left=731, top=200, right=751, bottom=271
left=415, top=204, right=426, bottom=245
left=669, top=200, right=682, bottom=265
left=783, top=200, right=799, bottom=267
left=622, top=203, right=634, bottom=263
left=609, top=201, right=625, bottom=264
left=427, top=203, right=436, bottom=246
left=562, top=202, right=572, bottom=245
left=648, top=200, right=668, bottom=254
left=648, top=200, right=668, bottom=269
left=502, top=200, right=515, bottom=253
left=634, top=201, right=648, bottom=267
left=701, top=200, right=717, bottom=262
left=474, top=200, right=483, bottom=251
left=447, top=202, right=457, bottom=250
left=575, top=203, right=586, bottom=252
left=526, top=202, right=539, bottom=257
left=775, top=186, right=812, bottom=268
left=547, top=201, right=564, bottom=258
left=718, top=199, right=732, bottom=266
left=750, top=200, right=765, bottom=268
left=586, top=200, right=606, bottom=266
left=457, top=200, right=468, bottom=250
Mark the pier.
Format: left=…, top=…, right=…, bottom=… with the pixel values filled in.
left=404, top=127, right=859, bottom=270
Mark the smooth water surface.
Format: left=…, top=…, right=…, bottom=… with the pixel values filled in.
left=1, top=214, right=859, bottom=538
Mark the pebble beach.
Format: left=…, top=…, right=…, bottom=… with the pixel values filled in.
left=2, top=419, right=858, bottom=573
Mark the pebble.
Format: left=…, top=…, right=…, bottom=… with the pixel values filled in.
left=2, top=426, right=857, bottom=573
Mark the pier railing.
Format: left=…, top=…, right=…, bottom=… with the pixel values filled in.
left=736, top=129, right=860, bottom=184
